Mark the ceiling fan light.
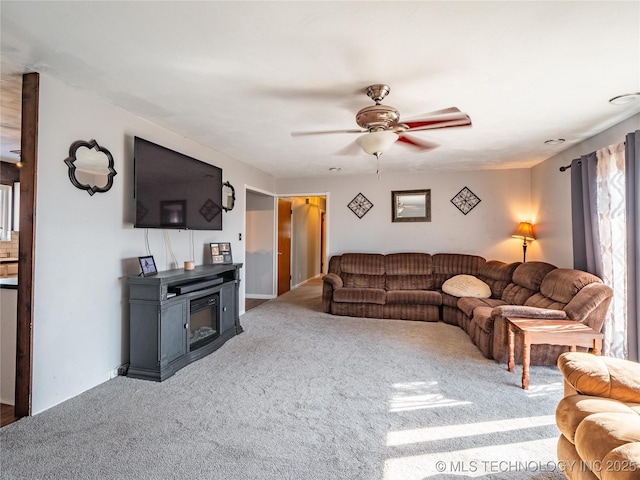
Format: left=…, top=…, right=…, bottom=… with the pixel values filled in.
left=609, top=92, right=640, bottom=105
left=356, top=131, right=399, bottom=156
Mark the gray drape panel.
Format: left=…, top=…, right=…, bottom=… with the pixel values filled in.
left=626, top=130, right=639, bottom=361
left=571, top=152, right=601, bottom=275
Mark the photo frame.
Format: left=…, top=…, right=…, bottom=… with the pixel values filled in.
left=138, top=255, right=158, bottom=276
left=160, top=200, right=186, bottom=228
left=391, top=189, right=431, bottom=222
left=210, top=242, right=233, bottom=264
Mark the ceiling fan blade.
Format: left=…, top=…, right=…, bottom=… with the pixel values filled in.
left=409, top=107, right=462, bottom=118
left=403, top=114, right=472, bottom=132
left=291, top=129, right=365, bottom=137
left=334, top=140, right=362, bottom=156
left=397, top=134, right=439, bottom=151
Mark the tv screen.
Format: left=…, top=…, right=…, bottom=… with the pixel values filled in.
left=133, top=137, right=223, bottom=230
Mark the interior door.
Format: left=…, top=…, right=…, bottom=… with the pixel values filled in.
left=277, top=198, right=292, bottom=296
left=320, top=211, right=326, bottom=273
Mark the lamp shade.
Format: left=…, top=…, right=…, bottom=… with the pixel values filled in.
left=512, top=222, right=535, bottom=241
left=356, top=131, right=399, bottom=155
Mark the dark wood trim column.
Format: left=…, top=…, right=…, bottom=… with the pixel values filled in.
left=15, top=72, right=38, bottom=418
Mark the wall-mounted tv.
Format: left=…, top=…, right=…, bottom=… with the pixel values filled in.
left=133, top=137, right=223, bottom=230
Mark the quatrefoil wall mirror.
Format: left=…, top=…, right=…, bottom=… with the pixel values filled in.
left=64, top=139, right=117, bottom=196
left=222, top=181, right=236, bottom=212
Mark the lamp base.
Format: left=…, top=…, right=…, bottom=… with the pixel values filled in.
left=522, top=242, right=527, bottom=263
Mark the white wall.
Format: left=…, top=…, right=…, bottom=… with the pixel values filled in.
left=32, top=74, right=276, bottom=414
left=245, top=190, right=275, bottom=297
left=531, top=113, right=640, bottom=267
left=277, top=169, right=535, bottom=263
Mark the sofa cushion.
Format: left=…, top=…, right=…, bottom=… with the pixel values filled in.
left=574, top=412, right=640, bottom=475
left=477, top=260, right=521, bottom=299
left=500, top=283, right=538, bottom=305
left=524, top=269, right=605, bottom=312
left=333, top=288, right=386, bottom=305
left=385, top=290, right=441, bottom=305
left=500, top=261, right=557, bottom=305
left=457, top=297, right=499, bottom=317
left=440, top=291, right=460, bottom=308
left=432, top=253, right=486, bottom=289
left=540, top=268, right=603, bottom=304
left=512, top=261, right=557, bottom=291
left=385, top=253, right=433, bottom=290
left=340, top=253, right=385, bottom=289
left=602, top=443, right=640, bottom=480
left=341, top=253, right=385, bottom=275
left=471, top=306, right=494, bottom=333
left=556, top=395, right=637, bottom=443
left=523, top=293, right=566, bottom=310
left=442, top=274, right=491, bottom=298
left=564, top=282, right=614, bottom=328
left=558, top=353, right=640, bottom=403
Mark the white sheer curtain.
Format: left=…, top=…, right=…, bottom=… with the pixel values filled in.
left=595, top=142, right=627, bottom=357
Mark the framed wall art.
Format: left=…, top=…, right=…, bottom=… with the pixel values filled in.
left=392, top=189, right=431, bottom=222
left=348, top=193, right=374, bottom=219
left=451, top=187, right=481, bottom=215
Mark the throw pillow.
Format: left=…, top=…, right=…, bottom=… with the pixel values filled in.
left=442, top=274, right=492, bottom=298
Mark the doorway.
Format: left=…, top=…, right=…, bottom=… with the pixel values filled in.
left=0, top=72, right=37, bottom=425
left=245, top=191, right=327, bottom=302
left=278, top=195, right=327, bottom=294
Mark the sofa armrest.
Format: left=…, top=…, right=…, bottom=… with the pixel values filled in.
left=557, top=352, right=640, bottom=403
left=322, top=273, right=343, bottom=289
left=491, top=305, right=567, bottom=320
left=322, top=273, right=342, bottom=313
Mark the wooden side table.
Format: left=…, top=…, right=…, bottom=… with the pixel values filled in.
left=506, top=318, right=604, bottom=390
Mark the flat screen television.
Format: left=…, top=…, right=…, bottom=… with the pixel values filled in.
left=133, top=137, right=223, bottom=230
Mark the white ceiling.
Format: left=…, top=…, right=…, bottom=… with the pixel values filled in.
left=1, top=1, right=639, bottom=178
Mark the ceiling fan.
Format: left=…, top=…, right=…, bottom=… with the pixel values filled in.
left=291, top=84, right=472, bottom=171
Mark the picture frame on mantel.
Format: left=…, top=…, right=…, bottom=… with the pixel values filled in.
left=210, top=242, right=233, bottom=264
left=138, top=255, right=158, bottom=276
left=391, top=189, right=431, bottom=222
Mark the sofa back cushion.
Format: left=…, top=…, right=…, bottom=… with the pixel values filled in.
left=385, top=253, right=433, bottom=290
left=501, top=261, right=557, bottom=305
left=539, top=268, right=603, bottom=303
left=432, top=253, right=486, bottom=289
left=340, top=253, right=386, bottom=289
left=477, top=260, right=520, bottom=298
left=524, top=268, right=601, bottom=310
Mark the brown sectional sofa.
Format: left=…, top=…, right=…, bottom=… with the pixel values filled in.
left=322, top=252, right=613, bottom=366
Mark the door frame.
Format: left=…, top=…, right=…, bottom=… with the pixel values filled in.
left=243, top=188, right=330, bottom=301
left=276, top=191, right=329, bottom=288
left=16, top=72, right=38, bottom=417
left=244, top=185, right=278, bottom=301
left=277, top=197, right=292, bottom=296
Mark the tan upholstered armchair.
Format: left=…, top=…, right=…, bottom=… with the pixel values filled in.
left=555, top=352, right=640, bottom=480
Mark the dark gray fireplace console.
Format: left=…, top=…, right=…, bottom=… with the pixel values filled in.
left=127, top=263, right=243, bottom=381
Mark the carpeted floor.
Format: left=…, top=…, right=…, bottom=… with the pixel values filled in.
left=0, top=278, right=566, bottom=479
